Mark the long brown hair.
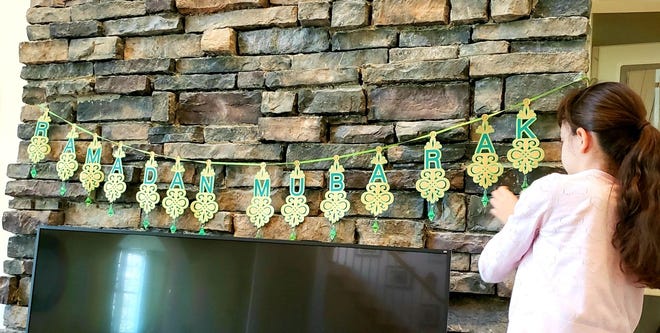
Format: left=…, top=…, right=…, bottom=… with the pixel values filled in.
left=557, top=82, right=660, bottom=289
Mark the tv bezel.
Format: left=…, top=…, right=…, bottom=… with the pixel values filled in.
left=27, top=225, right=451, bottom=332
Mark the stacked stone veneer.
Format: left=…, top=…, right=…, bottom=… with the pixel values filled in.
left=2, top=0, right=590, bottom=331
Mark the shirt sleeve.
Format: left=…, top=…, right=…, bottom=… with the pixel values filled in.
left=478, top=174, right=558, bottom=283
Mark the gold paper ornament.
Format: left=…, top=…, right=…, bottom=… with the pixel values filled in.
left=416, top=131, right=450, bottom=204
left=190, top=160, right=219, bottom=234
left=79, top=134, right=104, bottom=200
left=27, top=108, right=52, bottom=178
left=136, top=152, right=160, bottom=229
left=56, top=127, right=79, bottom=181
left=246, top=163, right=274, bottom=234
left=56, top=126, right=80, bottom=196
left=320, top=156, right=350, bottom=223
left=320, top=156, right=350, bottom=241
left=162, top=157, right=189, bottom=232
left=103, top=143, right=127, bottom=214
left=507, top=99, right=544, bottom=188
left=467, top=115, right=503, bottom=206
left=361, top=147, right=394, bottom=222
left=281, top=161, right=309, bottom=240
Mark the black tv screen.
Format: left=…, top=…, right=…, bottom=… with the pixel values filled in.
left=28, top=226, right=450, bottom=333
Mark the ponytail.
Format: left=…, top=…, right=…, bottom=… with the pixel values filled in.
left=557, top=82, right=660, bottom=288
left=613, top=123, right=660, bottom=288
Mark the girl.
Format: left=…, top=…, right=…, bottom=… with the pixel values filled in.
left=479, top=82, right=660, bottom=332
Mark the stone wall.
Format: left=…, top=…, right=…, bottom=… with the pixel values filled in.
left=3, top=0, right=590, bottom=331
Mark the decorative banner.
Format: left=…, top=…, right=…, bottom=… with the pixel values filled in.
left=320, top=155, right=350, bottom=241
left=27, top=108, right=52, bottom=178
left=162, top=157, right=189, bottom=233
left=136, top=152, right=160, bottom=229
left=467, top=115, right=504, bottom=206
left=360, top=147, right=394, bottom=232
left=281, top=161, right=309, bottom=240
left=103, top=143, right=127, bottom=216
left=246, top=163, right=274, bottom=237
left=507, top=99, right=544, bottom=189
left=190, top=160, right=219, bottom=235
left=415, top=131, right=450, bottom=221
left=32, top=78, right=583, bottom=235
left=56, top=126, right=79, bottom=195
left=79, top=134, right=104, bottom=205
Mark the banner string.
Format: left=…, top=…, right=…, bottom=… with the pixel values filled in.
left=40, top=76, right=588, bottom=167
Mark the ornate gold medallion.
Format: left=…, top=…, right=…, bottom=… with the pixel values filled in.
left=320, top=156, right=350, bottom=241
left=507, top=99, right=544, bottom=189
left=361, top=147, right=394, bottom=232
left=136, top=152, right=160, bottom=229
left=56, top=126, right=79, bottom=195
left=162, top=157, right=189, bottom=232
left=79, top=134, right=104, bottom=203
left=103, top=143, right=127, bottom=216
left=467, top=115, right=503, bottom=206
left=281, top=161, right=309, bottom=240
left=415, top=131, right=451, bottom=220
left=27, top=108, right=52, bottom=178
left=190, top=160, right=219, bottom=235
left=246, top=163, right=274, bottom=236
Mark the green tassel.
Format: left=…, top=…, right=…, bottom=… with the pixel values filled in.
left=371, top=219, right=380, bottom=233
left=522, top=174, right=529, bottom=190
left=198, top=227, right=206, bottom=235
left=59, top=182, right=67, bottom=196
left=289, top=229, right=297, bottom=241
left=30, top=165, right=37, bottom=178
left=481, top=189, right=489, bottom=207
left=142, top=218, right=150, bottom=229
left=427, top=201, right=436, bottom=221
left=107, top=204, right=114, bottom=216
left=169, top=223, right=177, bottom=233
left=85, top=196, right=93, bottom=206
left=329, top=224, right=337, bottom=242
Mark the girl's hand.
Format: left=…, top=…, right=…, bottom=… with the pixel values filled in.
left=489, top=186, right=518, bottom=224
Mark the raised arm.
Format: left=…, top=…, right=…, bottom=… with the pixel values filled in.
left=478, top=175, right=556, bottom=283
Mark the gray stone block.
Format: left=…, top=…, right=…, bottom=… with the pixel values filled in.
left=26, top=25, right=51, bottom=41
left=152, top=74, right=236, bottom=91
left=368, top=83, right=470, bottom=121
left=399, top=25, right=471, bottom=47
left=177, top=55, right=290, bottom=74
left=21, top=62, right=93, bottom=80
left=331, top=28, right=397, bottom=51
left=532, top=0, right=590, bottom=17
left=70, top=1, right=147, bottom=21
left=7, top=236, right=36, bottom=259
left=291, top=49, right=388, bottom=70
left=298, top=1, right=331, bottom=26
left=331, top=0, right=370, bottom=28
left=95, top=59, right=175, bottom=75
left=77, top=95, right=154, bottom=122
left=68, top=37, right=123, bottom=61
left=149, top=125, right=204, bottom=143
left=103, top=14, right=183, bottom=36
left=50, top=20, right=103, bottom=38
left=238, top=27, right=329, bottom=55
left=363, top=58, right=469, bottom=84
left=299, top=87, right=365, bottom=114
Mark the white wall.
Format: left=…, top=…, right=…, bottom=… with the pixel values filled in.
left=0, top=0, right=29, bottom=302
left=593, top=42, right=660, bottom=82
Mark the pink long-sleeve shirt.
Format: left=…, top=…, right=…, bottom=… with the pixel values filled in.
left=479, top=169, right=644, bottom=332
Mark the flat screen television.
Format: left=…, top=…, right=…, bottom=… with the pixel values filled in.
left=28, top=226, right=450, bottom=333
